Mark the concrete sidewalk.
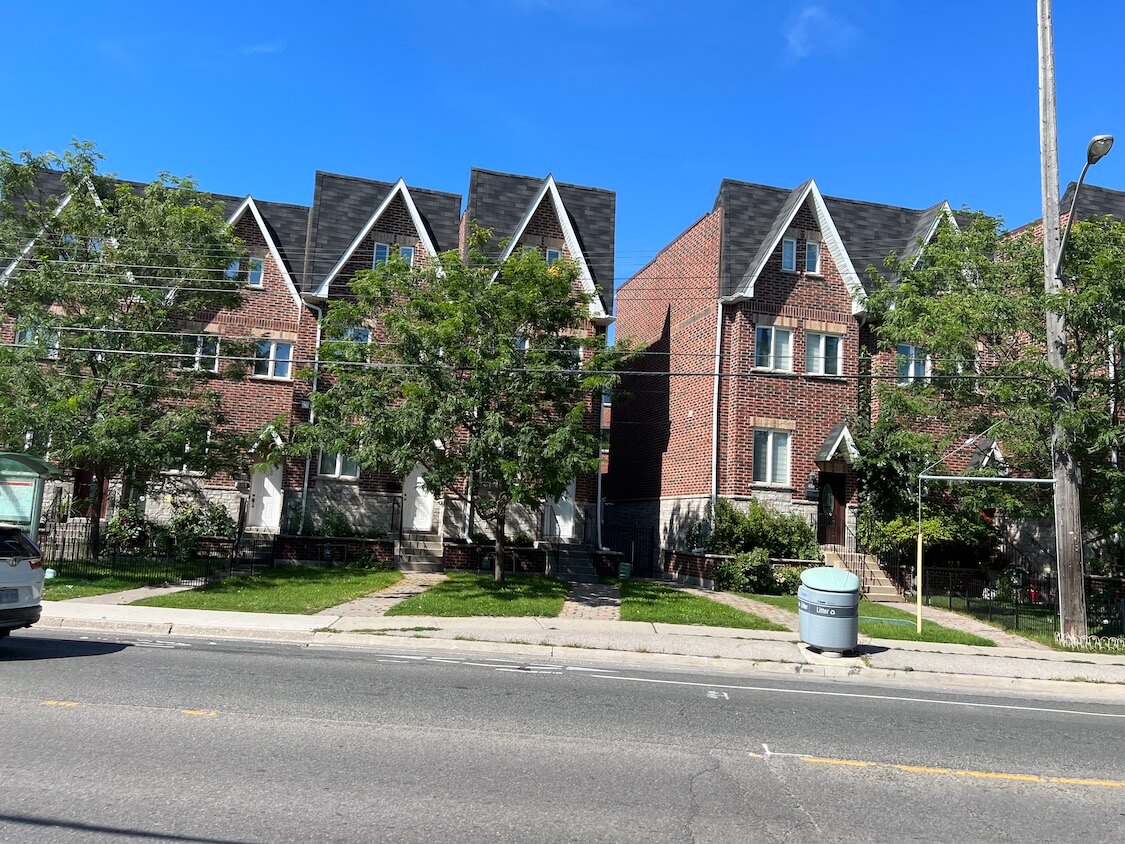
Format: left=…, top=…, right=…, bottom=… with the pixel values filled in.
left=33, top=599, right=1125, bottom=695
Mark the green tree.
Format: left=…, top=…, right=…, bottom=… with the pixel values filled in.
left=0, top=143, right=250, bottom=555
left=864, top=210, right=1125, bottom=567
left=304, top=226, right=623, bottom=581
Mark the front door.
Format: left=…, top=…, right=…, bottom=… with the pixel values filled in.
left=405, top=465, right=434, bottom=532
left=817, top=472, right=846, bottom=546
left=247, top=465, right=283, bottom=531
left=543, top=479, right=576, bottom=540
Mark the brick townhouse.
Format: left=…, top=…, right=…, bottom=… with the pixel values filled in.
left=5, top=165, right=616, bottom=555
left=605, top=177, right=956, bottom=554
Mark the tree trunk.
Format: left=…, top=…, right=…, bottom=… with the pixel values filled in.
left=493, top=507, right=507, bottom=583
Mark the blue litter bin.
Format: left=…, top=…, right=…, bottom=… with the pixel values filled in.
left=797, top=567, right=861, bottom=657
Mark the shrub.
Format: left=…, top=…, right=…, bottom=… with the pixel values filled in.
left=773, top=565, right=807, bottom=596
left=104, top=507, right=154, bottom=556
left=166, top=498, right=236, bottom=562
left=712, top=558, right=748, bottom=592
left=316, top=508, right=355, bottom=538
left=736, top=548, right=776, bottom=593
left=708, top=498, right=819, bottom=560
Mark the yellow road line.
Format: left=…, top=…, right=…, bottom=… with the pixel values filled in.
left=797, top=755, right=1125, bottom=788
left=180, top=709, right=217, bottom=717
left=42, top=700, right=78, bottom=708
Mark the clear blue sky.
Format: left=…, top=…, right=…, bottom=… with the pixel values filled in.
left=2, top=1, right=1122, bottom=283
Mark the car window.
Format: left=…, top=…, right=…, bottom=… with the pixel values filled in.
left=0, top=528, right=41, bottom=557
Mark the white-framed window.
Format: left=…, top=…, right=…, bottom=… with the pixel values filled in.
left=896, top=343, right=929, bottom=384
left=546, top=248, right=562, bottom=267
left=247, top=257, right=264, bottom=287
left=753, top=429, right=791, bottom=486
left=781, top=237, right=797, bottom=272
left=166, top=430, right=210, bottom=475
left=373, top=242, right=391, bottom=267
left=253, top=339, right=293, bottom=379
left=398, top=245, right=414, bottom=266
left=338, top=326, right=371, bottom=344
left=179, top=335, right=220, bottom=372
left=805, top=241, right=821, bottom=275
left=806, top=332, right=842, bottom=376
left=318, top=451, right=360, bottom=479
left=15, top=323, right=60, bottom=359
left=755, top=325, right=792, bottom=371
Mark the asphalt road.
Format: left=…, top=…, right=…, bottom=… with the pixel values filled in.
left=2, top=631, right=1123, bottom=843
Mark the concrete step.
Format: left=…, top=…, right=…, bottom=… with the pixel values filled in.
left=398, top=559, right=444, bottom=573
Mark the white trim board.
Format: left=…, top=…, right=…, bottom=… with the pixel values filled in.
left=226, top=196, right=305, bottom=309
left=312, top=178, right=438, bottom=299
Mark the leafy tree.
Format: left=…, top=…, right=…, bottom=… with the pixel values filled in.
left=864, top=210, right=1125, bottom=569
left=0, top=143, right=250, bottom=555
left=304, top=226, right=623, bottom=581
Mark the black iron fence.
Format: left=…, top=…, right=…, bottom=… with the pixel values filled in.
left=602, top=523, right=658, bottom=578
left=40, top=531, right=274, bottom=584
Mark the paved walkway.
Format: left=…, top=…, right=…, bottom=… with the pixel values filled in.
left=319, top=572, right=447, bottom=617
left=64, top=584, right=195, bottom=605
left=919, top=603, right=1050, bottom=650
left=679, top=587, right=800, bottom=631
left=559, top=583, right=620, bottom=620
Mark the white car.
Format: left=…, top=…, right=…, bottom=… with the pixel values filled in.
left=0, top=526, right=45, bottom=638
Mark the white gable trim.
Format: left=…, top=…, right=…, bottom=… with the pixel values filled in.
left=911, top=200, right=958, bottom=269
left=725, top=179, right=867, bottom=316
left=494, top=175, right=611, bottom=325
left=313, top=179, right=438, bottom=299
left=227, top=196, right=303, bottom=309
left=822, top=424, right=859, bottom=463
left=1, top=192, right=74, bottom=282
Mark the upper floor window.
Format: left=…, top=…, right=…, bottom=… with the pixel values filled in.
left=753, top=429, right=791, bottom=486
left=805, top=241, right=821, bottom=275
left=253, top=339, right=293, bottom=380
left=398, top=245, right=414, bottom=266
left=755, top=325, right=792, bottom=371
left=336, top=326, right=371, bottom=344
left=546, top=248, right=562, bottom=267
left=15, top=323, right=60, bottom=359
left=373, top=243, right=391, bottom=267
left=806, top=332, right=841, bottom=376
left=318, top=451, right=360, bottom=479
left=781, top=237, right=797, bottom=272
left=247, top=257, right=264, bottom=287
left=179, top=335, right=220, bottom=372
left=896, top=343, right=929, bottom=384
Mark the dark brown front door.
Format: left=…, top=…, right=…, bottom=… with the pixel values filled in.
left=816, top=473, right=846, bottom=546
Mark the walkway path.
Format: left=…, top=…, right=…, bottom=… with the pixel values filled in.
left=679, top=587, right=800, bottom=631
left=320, top=572, right=447, bottom=617
left=918, top=603, right=1050, bottom=650
left=65, top=584, right=195, bottom=605
left=559, top=583, right=620, bottom=621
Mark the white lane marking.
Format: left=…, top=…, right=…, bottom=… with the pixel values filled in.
left=565, top=666, right=613, bottom=673
left=707, top=689, right=730, bottom=700
left=527, top=664, right=562, bottom=670
left=591, top=675, right=1125, bottom=719
left=130, top=640, right=190, bottom=649
left=429, top=658, right=463, bottom=664
left=495, top=668, right=561, bottom=674
left=462, top=662, right=506, bottom=668
left=382, top=654, right=427, bottom=660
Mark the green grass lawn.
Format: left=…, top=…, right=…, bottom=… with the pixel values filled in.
left=747, top=593, right=996, bottom=646
left=44, top=574, right=161, bottom=600
left=621, top=581, right=787, bottom=630
left=131, top=566, right=403, bottom=615
left=385, top=572, right=568, bottom=617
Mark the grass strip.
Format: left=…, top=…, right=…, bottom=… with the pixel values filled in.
left=621, top=580, right=786, bottom=630
left=44, top=574, right=162, bottom=600
left=747, top=593, right=996, bottom=646
left=131, top=566, right=403, bottom=615
left=385, top=572, right=568, bottom=618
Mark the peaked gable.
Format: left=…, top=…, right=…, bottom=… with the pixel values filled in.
left=226, top=196, right=307, bottom=308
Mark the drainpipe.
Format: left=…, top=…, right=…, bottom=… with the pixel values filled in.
left=710, top=299, right=725, bottom=510
left=596, top=389, right=605, bottom=550
left=298, top=300, right=323, bottom=534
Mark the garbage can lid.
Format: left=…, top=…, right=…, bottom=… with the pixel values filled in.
left=800, top=566, right=861, bottom=593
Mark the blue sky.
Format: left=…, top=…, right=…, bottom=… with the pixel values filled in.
left=2, top=0, right=1122, bottom=283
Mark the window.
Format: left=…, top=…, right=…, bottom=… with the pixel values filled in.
left=753, top=429, right=791, bottom=486
left=167, top=430, right=210, bottom=474
left=318, top=451, right=360, bottom=479
left=806, top=333, right=841, bottom=376
left=225, top=259, right=240, bottom=280
left=246, top=257, right=264, bottom=287
left=896, top=343, right=928, bottom=384
left=546, top=248, right=562, bottom=267
left=781, top=237, right=797, bottom=272
left=179, top=335, right=219, bottom=372
left=755, top=325, right=792, bottom=371
left=15, top=323, right=60, bottom=359
left=373, top=243, right=391, bottom=267
left=805, top=241, right=821, bottom=274
left=398, top=245, right=414, bottom=266
left=336, top=326, right=371, bottom=344
left=253, top=340, right=293, bottom=379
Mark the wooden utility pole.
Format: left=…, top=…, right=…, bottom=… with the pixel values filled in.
left=1037, top=0, right=1088, bottom=637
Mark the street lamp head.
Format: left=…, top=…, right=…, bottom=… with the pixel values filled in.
left=1087, top=134, right=1114, bottom=166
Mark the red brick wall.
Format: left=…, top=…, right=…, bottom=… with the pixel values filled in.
left=609, top=210, right=723, bottom=501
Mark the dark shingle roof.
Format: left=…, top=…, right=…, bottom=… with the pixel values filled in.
left=1060, top=182, right=1125, bottom=222
left=465, top=168, right=616, bottom=312
left=305, top=171, right=461, bottom=292
left=254, top=199, right=312, bottom=284
left=714, top=178, right=947, bottom=298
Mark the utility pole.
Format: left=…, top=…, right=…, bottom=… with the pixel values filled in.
left=1037, top=0, right=1088, bottom=637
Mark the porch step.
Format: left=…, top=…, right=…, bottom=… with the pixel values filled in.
left=396, top=531, right=443, bottom=573
left=822, top=545, right=905, bottom=602
left=556, top=547, right=598, bottom=584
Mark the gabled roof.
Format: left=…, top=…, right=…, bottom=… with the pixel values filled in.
left=465, top=168, right=615, bottom=315
left=814, top=422, right=858, bottom=464
left=304, top=171, right=461, bottom=293
left=714, top=179, right=951, bottom=309
left=253, top=199, right=311, bottom=283
left=1059, top=182, right=1125, bottom=222
left=226, top=196, right=306, bottom=308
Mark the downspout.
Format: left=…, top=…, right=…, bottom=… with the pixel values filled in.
left=710, top=299, right=724, bottom=510
left=596, top=389, right=605, bottom=550
left=298, top=300, right=323, bottom=534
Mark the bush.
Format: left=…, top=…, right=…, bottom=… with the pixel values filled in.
left=166, top=498, right=235, bottom=562
left=774, top=565, right=807, bottom=595
left=104, top=507, right=156, bottom=556
left=712, top=558, right=748, bottom=592
left=708, top=498, right=819, bottom=560
left=316, top=508, right=355, bottom=538
left=736, top=548, right=776, bottom=593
